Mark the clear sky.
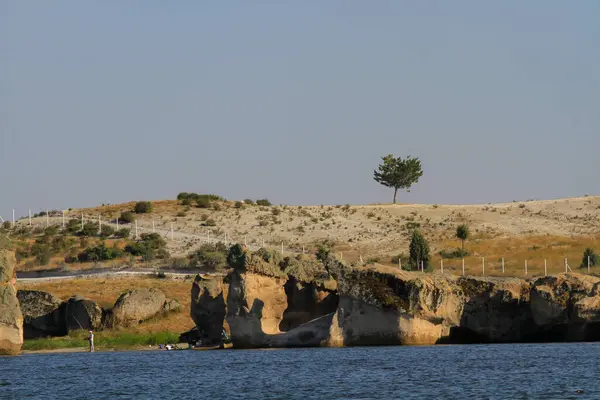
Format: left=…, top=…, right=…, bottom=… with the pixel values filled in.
left=1, top=1, right=599, bottom=219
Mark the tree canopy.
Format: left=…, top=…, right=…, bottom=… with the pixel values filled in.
left=373, top=155, right=423, bottom=203
left=456, top=224, right=470, bottom=251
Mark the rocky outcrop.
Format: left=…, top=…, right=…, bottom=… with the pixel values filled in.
left=17, top=290, right=66, bottom=338
left=280, top=277, right=338, bottom=331
left=64, top=296, right=103, bottom=332
left=216, top=257, right=600, bottom=348
left=0, top=249, right=23, bottom=355
left=108, top=288, right=167, bottom=327
left=191, top=275, right=227, bottom=346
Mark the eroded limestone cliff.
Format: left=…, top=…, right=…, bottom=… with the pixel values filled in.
left=191, top=248, right=600, bottom=349
left=0, top=249, right=23, bottom=355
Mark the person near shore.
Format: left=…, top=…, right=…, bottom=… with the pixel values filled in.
left=88, top=330, right=94, bottom=352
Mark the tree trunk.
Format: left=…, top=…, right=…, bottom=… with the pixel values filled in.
left=462, top=240, right=464, bottom=252
left=393, top=188, right=398, bottom=204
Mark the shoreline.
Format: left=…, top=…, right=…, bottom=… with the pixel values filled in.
left=21, top=345, right=166, bottom=355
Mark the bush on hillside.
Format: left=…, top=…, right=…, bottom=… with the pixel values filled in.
left=188, top=242, right=228, bottom=271
left=256, top=199, right=272, bottom=206
left=77, top=243, right=124, bottom=263
left=119, top=212, right=135, bottom=224
left=80, top=222, right=99, bottom=237
left=99, top=225, right=115, bottom=239
left=124, top=233, right=169, bottom=261
left=439, top=248, right=469, bottom=259
left=243, top=199, right=254, bottom=205
left=134, top=201, right=153, bottom=214
left=66, top=219, right=80, bottom=234
left=114, top=228, right=131, bottom=239
left=581, top=248, right=598, bottom=269
left=409, top=229, right=430, bottom=270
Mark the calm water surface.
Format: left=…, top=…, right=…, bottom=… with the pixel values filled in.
left=1, top=343, right=599, bottom=399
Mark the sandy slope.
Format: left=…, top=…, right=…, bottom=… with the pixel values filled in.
left=48, top=196, right=598, bottom=258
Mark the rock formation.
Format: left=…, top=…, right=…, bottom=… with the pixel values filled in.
left=17, top=290, right=66, bottom=338
left=64, top=296, right=103, bottom=332
left=0, top=249, right=23, bottom=355
left=191, top=250, right=600, bottom=349
left=109, top=288, right=166, bottom=327
left=190, top=275, right=227, bottom=345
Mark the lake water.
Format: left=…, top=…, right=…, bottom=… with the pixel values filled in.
left=1, top=343, right=599, bottom=399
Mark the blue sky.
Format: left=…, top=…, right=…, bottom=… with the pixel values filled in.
left=1, top=1, right=599, bottom=219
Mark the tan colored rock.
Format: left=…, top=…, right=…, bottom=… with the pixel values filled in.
left=530, top=273, right=600, bottom=326
left=64, top=296, right=103, bottom=332
left=17, top=290, right=66, bottom=338
left=110, top=288, right=166, bottom=327
left=191, top=275, right=227, bottom=345
left=573, top=282, right=600, bottom=322
left=0, top=249, right=23, bottom=355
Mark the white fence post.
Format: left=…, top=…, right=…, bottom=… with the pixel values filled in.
left=62, top=210, right=65, bottom=228
left=116, top=218, right=119, bottom=229
left=12, top=209, right=15, bottom=227
left=281, top=242, right=284, bottom=255
left=29, top=209, right=32, bottom=226
left=502, top=258, right=505, bottom=274
left=98, top=215, right=102, bottom=235
left=565, top=258, right=568, bottom=273
left=441, top=259, right=444, bottom=274
left=399, top=257, right=402, bottom=270
left=462, top=258, right=465, bottom=276
left=525, top=260, right=528, bottom=277
left=544, top=259, right=547, bottom=276
left=421, top=260, right=424, bottom=273
left=46, top=209, right=49, bottom=227
left=482, top=257, right=485, bottom=277
left=135, top=220, right=138, bottom=239
left=81, top=213, right=84, bottom=231
left=152, top=220, right=155, bottom=233
left=588, top=256, right=591, bottom=273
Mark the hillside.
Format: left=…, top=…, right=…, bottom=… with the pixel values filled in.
left=10, top=195, right=600, bottom=276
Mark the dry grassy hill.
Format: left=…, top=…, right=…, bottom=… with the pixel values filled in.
left=61, top=196, right=599, bottom=274
left=16, top=195, right=600, bottom=277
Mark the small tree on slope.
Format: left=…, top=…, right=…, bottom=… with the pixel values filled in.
left=409, top=229, right=430, bottom=270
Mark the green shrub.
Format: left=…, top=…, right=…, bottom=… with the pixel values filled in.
left=244, top=199, right=254, bottom=205
left=234, top=201, right=244, bottom=209
left=439, top=248, right=469, bottom=259
left=181, top=198, right=192, bottom=206
left=188, top=243, right=228, bottom=271
left=2, top=221, right=11, bottom=230
left=66, top=219, right=80, bottom=233
left=80, top=222, right=99, bottom=237
left=205, top=219, right=216, bottom=227
left=409, top=229, right=430, bottom=270
left=78, top=243, right=124, bottom=262
left=134, top=201, right=153, bottom=214
left=196, top=197, right=211, bottom=209
left=120, top=212, right=135, bottom=224
left=35, top=248, right=52, bottom=266
left=227, top=244, right=246, bottom=270
left=315, top=243, right=331, bottom=263
left=99, top=225, right=115, bottom=238
left=124, top=233, right=169, bottom=261
left=256, top=199, right=272, bottom=206
left=581, top=248, right=598, bottom=268
left=177, top=192, right=190, bottom=201
left=114, top=228, right=131, bottom=239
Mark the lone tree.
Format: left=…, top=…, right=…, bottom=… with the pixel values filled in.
left=373, top=154, right=423, bottom=203
left=409, top=229, right=430, bottom=270
left=456, top=224, right=470, bottom=252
